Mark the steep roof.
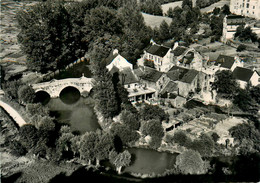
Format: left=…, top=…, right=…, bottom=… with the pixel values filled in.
left=119, top=67, right=139, bottom=85
left=140, top=67, right=163, bottom=82
left=106, top=53, right=119, bottom=66
left=179, top=69, right=199, bottom=84
left=146, top=44, right=170, bottom=57
left=216, top=55, right=235, bottom=69
left=232, top=67, right=255, bottom=82
left=171, top=46, right=187, bottom=56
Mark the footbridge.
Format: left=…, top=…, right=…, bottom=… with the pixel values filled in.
left=32, top=76, right=95, bottom=98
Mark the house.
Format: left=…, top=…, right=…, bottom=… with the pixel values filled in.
left=221, top=15, right=245, bottom=43
left=137, top=67, right=164, bottom=97
left=177, top=48, right=205, bottom=71
left=141, top=42, right=172, bottom=72
left=215, top=55, right=243, bottom=71
left=109, top=66, right=156, bottom=103
left=232, top=66, right=260, bottom=88
left=106, top=49, right=133, bottom=72
left=161, top=92, right=186, bottom=108
left=230, top=0, right=260, bottom=20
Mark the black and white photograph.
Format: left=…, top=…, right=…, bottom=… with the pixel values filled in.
left=1, top=0, right=260, bottom=182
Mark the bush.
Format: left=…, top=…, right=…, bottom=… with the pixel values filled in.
left=172, top=130, right=191, bottom=147
left=140, top=119, right=164, bottom=139
left=237, top=44, right=246, bottom=52
left=9, top=140, right=27, bottom=156
left=139, top=104, right=169, bottom=122
left=121, top=110, right=140, bottom=130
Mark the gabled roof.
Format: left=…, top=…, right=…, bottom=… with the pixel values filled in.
left=146, top=44, right=170, bottom=57
left=168, top=66, right=189, bottom=79
left=179, top=69, right=199, bottom=84
left=133, top=68, right=144, bottom=78
left=160, top=81, right=178, bottom=97
left=171, top=46, right=187, bottom=56
left=106, top=53, right=119, bottom=66
left=232, top=67, right=255, bottom=82
left=216, top=55, right=235, bottom=69
left=140, top=67, right=163, bottom=82
left=120, top=67, right=139, bottom=85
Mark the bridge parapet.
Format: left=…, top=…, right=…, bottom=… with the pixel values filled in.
left=32, top=76, right=95, bottom=98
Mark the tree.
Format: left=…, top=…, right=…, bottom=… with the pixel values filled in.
left=172, top=130, right=192, bottom=147
left=109, top=150, right=131, bottom=174
left=19, top=124, right=39, bottom=150
left=139, top=104, right=169, bottom=122
left=182, top=0, right=192, bottom=9
left=191, top=133, right=215, bottom=157
left=110, top=123, right=140, bottom=145
left=79, top=131, right=100, bottom=165
left=90, top=59, right=119, bottom=119
left=140, top=0, right=163, bottom=16
left=2, top=80, right=21, bottom=100
left=159, top=20, right=171, bottom=41
left=18, top=85, right=35, bottom=104
left=237, top=44, right=246, bottom=52
left=233, top=89, right=258, bottom=113
left=175, top=150, right=208, bottom=175
left=234, top=25, right=258, bottom=43
left=210, top=15, right=224, bottom=41
left=70, top=135, right=81, bottom=157
left=221, top=4, right=231, bottom=15
left=120, top=110, right=140, bottom=130
left=212, top=70, right=239, bottom=99
left=250, top=85, right=260, bottom=104
left=95, top=132, right=115, bottom=165
left=140, top=119, right=164, bottom=139
left=17, top=1, right=74, bottom=72
left=166, top=7, right=174, bottom=18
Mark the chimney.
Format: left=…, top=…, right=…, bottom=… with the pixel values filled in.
left=113, top=49, right=119, bottom=55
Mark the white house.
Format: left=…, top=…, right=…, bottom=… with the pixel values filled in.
left=106, top=49, right=133, bottom=72
left=221, top=14, right=245, bottom=43
left=142, top=42, right=172, bottom=72
left=230, top=0, right=260, bottom=20
left=232, top=66, right=260, bottom=88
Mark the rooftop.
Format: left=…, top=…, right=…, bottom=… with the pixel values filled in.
left=216, top=55, right=235, bottom=69
left=232, top=66, right=256, bottom=82
left=179, top=69, right=199, bottom=84
left=171, top=46, right=187, bottom=56
left=146, top=44, right=170, bottom=57
left=140, top=67, right=163, bottom=82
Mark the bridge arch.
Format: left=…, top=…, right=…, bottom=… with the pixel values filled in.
left=35, top=90, right=51, bottom=105
left=59, top=86, right=81, bottom=104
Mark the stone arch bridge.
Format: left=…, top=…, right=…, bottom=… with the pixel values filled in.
left=32, top=76, right=95, bottom=98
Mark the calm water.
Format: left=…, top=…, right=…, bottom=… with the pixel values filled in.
left=125, top=148, right=178, bottom=174
left=46, top=94, right=100, bottom=134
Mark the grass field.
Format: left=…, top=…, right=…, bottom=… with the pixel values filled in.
left=161, top=1, right=182, bottom=15
left=142, top=12, right=172, bottom=28
left=200, top=0, right=230, bottom=13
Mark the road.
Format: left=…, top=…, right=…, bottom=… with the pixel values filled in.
left=0, top=99, right=26, bottom=126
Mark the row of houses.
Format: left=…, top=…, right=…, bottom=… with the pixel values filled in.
left=105, top=40, right=260, bottom=106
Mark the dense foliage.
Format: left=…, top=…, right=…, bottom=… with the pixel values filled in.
left=235, top=25, right=258, bottom=43
left=139, top=104, right=169, bottom=122
left=212, top=70, right=239, bottom=99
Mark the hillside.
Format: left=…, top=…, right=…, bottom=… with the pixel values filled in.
left=142, top=12, right=172, bottom=28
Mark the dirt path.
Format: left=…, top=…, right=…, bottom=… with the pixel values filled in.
left=0, top=99, right=26, bottom=126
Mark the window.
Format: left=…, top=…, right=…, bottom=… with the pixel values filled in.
left=242, top=3, right=244, bottom=7
left=246, top=3, right=249, bottom=8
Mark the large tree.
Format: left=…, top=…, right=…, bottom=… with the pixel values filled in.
left=212, top=70, right=239, bottom=99
left=176, top=150, right=208, bottom=175
left=18, top=85, right=35, bottom=104
left=17, top=1, right=74, bottom=72
left=109, top=150, right=131, bottom=174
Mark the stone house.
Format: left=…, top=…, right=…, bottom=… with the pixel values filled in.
left=232, top=66, right=260, bottom=88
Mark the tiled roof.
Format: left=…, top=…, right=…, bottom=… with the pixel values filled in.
left=140, top=67, right=163, bottom=82
left=216, top=55, right=235, bottom=69
left=179, top=69, right=199, bottom=84
left=133, top=68, right=144, bottom=78
left=232, top=66, right=255, bottom=82
left=146, top=44, right=170, bottom=57
left=106, top=52, right=119, bottom=66
left=171, top=46, right=187, bottom=56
